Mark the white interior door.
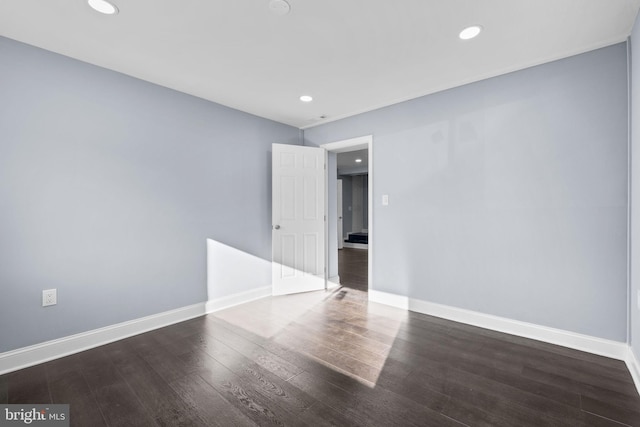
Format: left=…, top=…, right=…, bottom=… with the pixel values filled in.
left=272, top=143, right=326, bottom=295
left=337, top=179, right=344, bottom=250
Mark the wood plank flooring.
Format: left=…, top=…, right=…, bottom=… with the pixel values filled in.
left=338, top=248, right=368, bottom=291
left=2, top=251, right=639, bottom=426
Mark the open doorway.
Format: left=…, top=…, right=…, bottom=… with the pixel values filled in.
left=321, top=135, right=372, bottom=293
left=337, top=150, right=368, bottom=291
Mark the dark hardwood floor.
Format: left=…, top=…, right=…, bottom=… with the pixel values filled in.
left=2, top=280, right=639, bottom=426
left=338, top=247, right=368, bottom=291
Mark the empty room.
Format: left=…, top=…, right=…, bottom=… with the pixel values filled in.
left=3, top=0, right=640, bottom=425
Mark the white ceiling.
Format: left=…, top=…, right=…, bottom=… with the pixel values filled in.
left=1, top=0, right=639, bottom=129
left=338, top=150, right=368, bottom=171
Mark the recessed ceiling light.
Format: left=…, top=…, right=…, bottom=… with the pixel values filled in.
left=269, top=0, right=291, bottom=15
left=300, top=95, right=313, bottom=102
left=88, top=0, right=119, bottom=15
left=459, top=25, right=482, bottom=40
left=355, top=158, right=362, bottom=163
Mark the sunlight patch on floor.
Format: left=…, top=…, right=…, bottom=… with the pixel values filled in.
left=211, top=287, right=407, bottom=388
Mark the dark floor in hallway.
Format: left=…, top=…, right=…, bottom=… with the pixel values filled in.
left=338, top=247, right=368, bottom=291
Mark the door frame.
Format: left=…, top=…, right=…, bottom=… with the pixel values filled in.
left=337, top=179, right=343, bottom=250
left=321, top=135, right=373, bottom=291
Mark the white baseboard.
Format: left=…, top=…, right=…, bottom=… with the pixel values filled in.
left=0, top=286, right=273, bottom=375
left=205, top=286, right=271, bottom=313
left=368, top=290, right=628, bottom=361
left=0, top=302, right=206, bottom=376
left=625, top=348, right=640, bottom=396
left=369, top=289, right=410, bottom=310
left=327, top=281, right=341, bottom=290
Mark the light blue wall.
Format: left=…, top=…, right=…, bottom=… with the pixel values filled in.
left=631, top=18, right=640, bottom=355
left=0, top=37, right=300, bottom=353
left=306, top=44, right=629, bottom=342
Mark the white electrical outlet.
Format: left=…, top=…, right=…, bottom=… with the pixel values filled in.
left=42, top=289, right=57, bottom=307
